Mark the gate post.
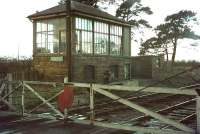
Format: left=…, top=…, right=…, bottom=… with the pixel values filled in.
left=90, top=84, right=95, bottom=123
left=196, top=89, right=200, bottom=134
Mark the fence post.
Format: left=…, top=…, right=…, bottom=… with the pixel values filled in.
left=90, top=84, right=95, bottom=123
left=21, top=82, right=25, bottom=117
left=7, top=73, right=13, bottom=105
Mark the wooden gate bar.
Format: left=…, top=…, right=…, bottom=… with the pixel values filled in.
left=93, top=84, right=197, bottom=95
left=29, top=90, right=64, bottom=113
left=93, top=88, right=194, bottom=133
left=22, top=82, right=198, bottom=96
left=71, top=83, right=197, bottom=95
left=24, top=83, right=64, bottom=118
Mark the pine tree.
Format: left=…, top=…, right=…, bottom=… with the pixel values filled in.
left=140, top=10, right=200, bottom=66
left=116, top=0, right=153, bottom=28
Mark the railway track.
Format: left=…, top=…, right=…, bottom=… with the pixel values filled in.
left=85, top=95, right=196, bottom=133
left=69, top=92, right=195, bottom=119
left=125, top=98, right=196, bottom=127
left=68, top=92, right=196, bottom=130
left=0, top=91, right=197, bottom=134
left=68, top=92, right=160, bottom=114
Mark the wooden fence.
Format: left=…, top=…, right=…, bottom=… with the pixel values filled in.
left=0, top=71, right=43, bottom=81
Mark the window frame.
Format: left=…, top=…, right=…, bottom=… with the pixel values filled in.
left=75, top=17, right=124, bottom=56
left=35, top=18, right=66, bottom=55
left=75, top=18, right=93, bottom=54
left=94, top=21, right=109, bottom=55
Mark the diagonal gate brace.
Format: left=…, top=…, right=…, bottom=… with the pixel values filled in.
left=0, top=83, right=22, bottom=111
left=0, top=83, right=6, bottom=95
left=29, top=90, right=64, bottom=113
left=93, top=88, right=194, bottom=133
left=24, top=83, right=64, bottom=118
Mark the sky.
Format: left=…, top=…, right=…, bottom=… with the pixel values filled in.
left=0, top=0, right=200, bottom=61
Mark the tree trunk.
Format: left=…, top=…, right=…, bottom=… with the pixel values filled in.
left=171, top=39, right=177, bottom=67
left=164, top=44, right=169, bottom=62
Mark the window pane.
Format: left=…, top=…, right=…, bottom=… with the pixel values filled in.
left=94, top=22, right=108, bottom=34
left=110, top=25, right=122, bottom=55
left=36, top=18, right=66, bottom=54
left=75, top=31, right=81, bottom=53
left=94, top=33, right=108, bottom=54
left=94, top=21, right=109, bottom=55
left=75, top=17, right=92, bottom=31
left=82, top=31, right=93, bottom=54
left=110, top=35, right=121, bottom=55
left=60, top=30, right=66, bottom=53
left=36, top=22, right=41, bottom=32
left=53, top=42, right=59, bottom=53
left=48, top=18, right=65, bottom=31
left=41, top=33, right=47, bottom=44
left=75, top=17, right=93, bottom=54
left=41, top=22, right=47, bottom=32
left=36, top=33, right=42, bottom=44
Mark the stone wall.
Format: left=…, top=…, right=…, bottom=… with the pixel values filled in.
left=32, top=54, right=165, bottom=83
left=131, top=55, right=165, bottom=79
left=72, top=55, right=131, bottom=83
left=32, top=54, right=132, bottom=83
left=131, top=56, right=153, bottom=79
left=33, top=55, right=68, bottom=81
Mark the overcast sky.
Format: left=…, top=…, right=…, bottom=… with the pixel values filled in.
left=0, top=0, right=200, bottom=61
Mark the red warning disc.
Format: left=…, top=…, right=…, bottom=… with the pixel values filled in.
left=58, top=85, right=74, bottom=112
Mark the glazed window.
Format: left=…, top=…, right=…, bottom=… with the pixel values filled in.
left=36, top=18, right=66, bottom=54
left=94, top=22, right=109, bottom=55
left=110, top=25, right=122, bottom=56
left=75, top=17, right=123, bottom=56
left=75, top=18, right=93, bottom=54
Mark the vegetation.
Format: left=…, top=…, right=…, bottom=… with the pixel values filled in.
left=59, top=0, right=153, bottom=28
left=116, top=0, right=153, bottom=28
left=173, top=60, right=200, bottom=67
left=140, top=10, right=200, bottom=66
